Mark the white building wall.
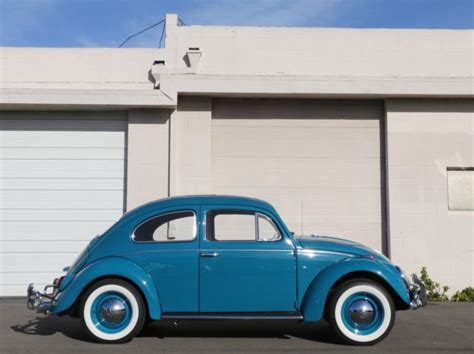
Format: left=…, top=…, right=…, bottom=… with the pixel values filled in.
left=126, top=110, right=170, bottom=210
left=0, top=47, right=162, bottom=90
left=168, top=24, right=473, bottom=78
left=386, top=99, right=474, bottom=291
left=169, top=96, right=213, bottom=196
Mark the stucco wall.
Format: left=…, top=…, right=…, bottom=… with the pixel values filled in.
left=169, top=96, right=212, bottom=196
left=167, top=22, right=473, bottom=78
left=0, top=48, right=162, bottom=90
left=126, top=110, right=170, bottom=210
left=386, top=99, right=474, bottom=291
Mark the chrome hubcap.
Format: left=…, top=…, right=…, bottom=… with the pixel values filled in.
left=348, top=299, right=374, bottom=324
left=100, top=299, right=126, bottom=323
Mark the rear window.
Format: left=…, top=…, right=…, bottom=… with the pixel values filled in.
left=133, top=211, right=196, bottom=242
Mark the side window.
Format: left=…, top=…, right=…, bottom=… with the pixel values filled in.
left=207, top=210, right=281, bottom=241
left=214, top=212, right=255, bottom=241
left=133, top=211, right=196, bottom=242
left=257, top=214, right=281, bottom=241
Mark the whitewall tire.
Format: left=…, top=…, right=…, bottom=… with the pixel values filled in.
left=80, top=279, right=146, bottom=343
left=328, top=279, right=395, bottom=345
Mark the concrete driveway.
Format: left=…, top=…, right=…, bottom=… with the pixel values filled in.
left=0, top=298, right=472, bottom=353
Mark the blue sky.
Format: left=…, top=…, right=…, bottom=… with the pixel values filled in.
left=0, top=0, right=472, bottom=47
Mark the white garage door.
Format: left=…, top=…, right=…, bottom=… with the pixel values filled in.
left=0, top=112, right=127, bottom=296
left=212, top=99, right=384, bottom=250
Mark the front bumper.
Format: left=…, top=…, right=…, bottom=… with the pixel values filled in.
left=408, top=274, right=428, bottom=310
left=27, top=282, right=59, bottom=314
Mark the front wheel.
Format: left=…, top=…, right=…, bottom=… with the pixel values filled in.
left=327, top=279, right=395, bottom=345
left=80, top=279, right=146, bottom=343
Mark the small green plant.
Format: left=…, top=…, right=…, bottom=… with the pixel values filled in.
left=451, top=287, right=474, bottom=302
left=420, top=267, right=449, bottom=302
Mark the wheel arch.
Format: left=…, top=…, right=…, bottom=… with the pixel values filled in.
left=327, top=271, right=409, bottom=313
left=300, top=257, right=411, bottom=321
left=52, top=257, right=162, bottom=320
left=63, top=275, right=151, bottom=319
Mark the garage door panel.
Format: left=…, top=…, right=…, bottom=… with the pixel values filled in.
left=1, top=240, right=89, bottom=254
left=213, top=127, right=380, bottom=158
left=1, top=147, right=125, bottom=160
left=0, top=285, right=53, bottom=296
left=1, top=272, right=68, bottom=287
left=1, top=209, right=122, bottom=222
left=213, top=99, right=384, bottom=121
left=213, top=166, right=381, bottom=189
left=212, top=99, right=383, bottom=249
left=0, top=115, right=127, bottom=131
left=0, top=131, right=126, bottom=148
left=214, top=176, right=381, bottom=189
left=0, top=178, right=124, bottom=190
left=212, top=158, right=381, bottom=187
left=0, top=190, right=124, bottom=210
left=238, top=193, right=382, bottom=212
left=213, top=118, right=380, bottom=129
left=0, top=221, right=114, bottom=241
left=1, top=253, right=80, bottom=273
left=0, top=113, right=126, bottom=296
left=0, top=159, right=125, bottom=178
left=212, top=156, right=381, bottom=171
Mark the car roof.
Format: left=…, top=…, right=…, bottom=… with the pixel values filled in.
left=110, top=194, right=290, bottom=239
left=125, top=194, right=277, bottom=216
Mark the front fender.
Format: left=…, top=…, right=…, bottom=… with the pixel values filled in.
left=301, top=257, right=410, bottom=321
left=52, top=257, right=162, bottom=320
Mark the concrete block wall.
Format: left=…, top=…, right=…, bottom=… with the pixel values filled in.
left=386, top=99, right=474, bottom=291
left=126, top=110, right=170, bottom=210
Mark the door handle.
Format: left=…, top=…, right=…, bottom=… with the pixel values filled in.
left=200, top=252, right=220, bottom=258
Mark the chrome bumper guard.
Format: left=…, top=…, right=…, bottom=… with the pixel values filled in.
left=408, top=274, right=428, bottom=310
left=27, top=283, right=58, bottom=314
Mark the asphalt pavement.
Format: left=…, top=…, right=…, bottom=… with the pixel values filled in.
left=0, top=298, right=473, bottom=353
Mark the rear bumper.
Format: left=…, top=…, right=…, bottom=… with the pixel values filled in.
left=408, top=274, right=428, bottom=310
left=27, top=283, right=58, bottom=314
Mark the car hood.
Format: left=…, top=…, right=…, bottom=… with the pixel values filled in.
left=296, top=234, right=387, bottom=260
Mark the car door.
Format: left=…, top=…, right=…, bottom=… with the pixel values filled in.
left=199, top=205, right=297, bottom=313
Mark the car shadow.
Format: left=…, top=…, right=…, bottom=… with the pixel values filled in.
left=11, top=315, right=91, bottom=342
left=11, top=316, right=342, bottom=345
left=142, top=319, right=343, bottom=344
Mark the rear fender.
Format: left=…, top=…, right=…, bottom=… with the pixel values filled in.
left=301, top=257, right=410, bottom=321
left=52, top=256, right=162, bottom=320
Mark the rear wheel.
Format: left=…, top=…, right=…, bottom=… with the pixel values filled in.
left=80, top=279, right=146, bottom=343
left=327, top=279, right=395, bottom=345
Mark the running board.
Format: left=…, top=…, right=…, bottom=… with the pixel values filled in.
left=161, top=312, right=304, bottom=320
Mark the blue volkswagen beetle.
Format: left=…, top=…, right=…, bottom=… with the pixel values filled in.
left=27, top=195, right=426, bottom=345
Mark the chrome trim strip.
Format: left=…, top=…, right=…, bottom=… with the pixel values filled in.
left=199, top=249, right=293, bottom=253
left=121, top=249, right=198, bottom=255
left=119, top=248, right=293, bottom=257
left=297, top=249, right=354, bottom=257
left=256, top=212, right=282, bottom=241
